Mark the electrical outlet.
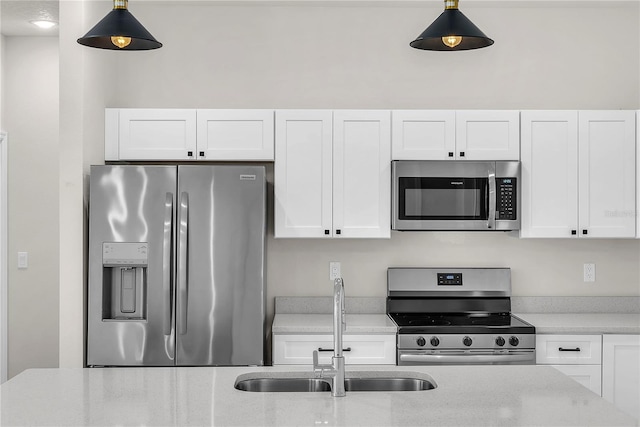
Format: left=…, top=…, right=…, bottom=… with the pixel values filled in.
left=330, top=262, right=341, bottom=280
left=584, top=263, right=596, bottom=282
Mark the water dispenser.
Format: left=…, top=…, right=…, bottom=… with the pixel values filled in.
left=102, top=242, right=148, bottom=321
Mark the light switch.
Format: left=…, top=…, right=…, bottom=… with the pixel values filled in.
left=18, top=252, right=28, bottom=269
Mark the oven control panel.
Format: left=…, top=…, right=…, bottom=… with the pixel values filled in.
left=437, top=273, right=462, bottom=286
left=399, top=334, right=535, bottom=350
left=496, top=177, right=517, bottom=220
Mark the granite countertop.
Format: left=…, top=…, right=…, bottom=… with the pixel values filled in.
left=516, top=313, right=640, bottom=335
left=273, top=312, right=640, bottom=336
left=272, top=314, right=397, bottom=334
left=0, top=365, right=636, bottom=426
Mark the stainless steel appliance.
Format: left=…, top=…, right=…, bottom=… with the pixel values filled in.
left=387, top=268, right=535, bottom=365
left=392, top=160, right=520, bottom=231
left=87, top=165, right=266, bottom=367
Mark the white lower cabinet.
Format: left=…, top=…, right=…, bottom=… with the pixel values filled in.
left=602, top=335, right=640, bottom=420
left=550, top=364, right=602, bottom=396
left=272, top=334, right=396, bottom=365
left=536, top=335, right=602, bottom=396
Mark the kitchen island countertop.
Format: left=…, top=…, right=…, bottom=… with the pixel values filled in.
left=0, top=365, right=636, bottom=426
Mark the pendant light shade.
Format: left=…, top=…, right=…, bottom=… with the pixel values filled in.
left=411, top=0, right=493, bottom=51
left=77, top=0, right=162, bottom=50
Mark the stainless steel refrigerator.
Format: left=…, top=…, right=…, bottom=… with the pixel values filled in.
left=87, top=165, right=266, bottom=366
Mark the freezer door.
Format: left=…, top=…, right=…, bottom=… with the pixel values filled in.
left=87, top=165, right=177, bottom=366
left=176, top=165, right=266, bottom=366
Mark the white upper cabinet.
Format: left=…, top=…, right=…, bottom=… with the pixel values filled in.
left=105, top=108, right=274, bottom=161
left=392, top=110, right=455, bottom=160
left=106, top=109, right=197, bottom=161
left=392, top=110, right=519, bottom=160
left=196, top=109, right=274, bottom=160
left=521, top=111, right=579, bottom=238
left=275, top=110, right=391, bottom=238
left=521, top=110, right=636, bottom=238
left=456, top=110, right=520, bottom=160
left=333, top=110, right=391, bottom=238
left=274, top=110, right=333, bottom=238
left=578, top=111, right=636, bottom=238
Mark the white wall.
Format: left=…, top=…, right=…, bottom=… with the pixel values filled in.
left=58, top=0, right=116, bottom=371
left=105, top=2, right=639, bottom=110
left=0, top=9, right=5, bottom=384
left=55, top=1, right=640, bottom=369
left=0, top=32, right=4, bottom=129
left=4, top=36, right=59, bottom=378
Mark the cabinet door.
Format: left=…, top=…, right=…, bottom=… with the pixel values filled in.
left=274, top=110, right=333, bottom=238
left=272, top=334, right=396, bottom=365
left=333, top=110, right=391, bottom=238
left=551, top=365, right=602, bottom=396
left=117, top=109, right=197, bottom=160
left=520, top=111, right=579, bottom=238
left=391, top=110, right=455, bottom=160
left=602, top=335, right=640, bottom=420
left=456, top=110, right=520, bottom=160
left=196, top=109, right=274, bottom=160
left=578, top=111, right=636, bottom=238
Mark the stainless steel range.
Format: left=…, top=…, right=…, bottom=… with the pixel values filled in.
left=387, top=268, right=535, bottom=365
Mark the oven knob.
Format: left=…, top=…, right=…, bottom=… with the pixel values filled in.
left=509, top=336, right=520, bottom=346
left=463, top=336, right=473, bottom=347
left=416, top=336, right=426, bottom=347
left=495, top=336, right=506, bottom=347
left=430, top=337, right=440, bottom=347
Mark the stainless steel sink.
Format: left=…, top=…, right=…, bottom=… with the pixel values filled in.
left=234, top=373, right=436, bottom=392
left=345, top=377, right=435, bottom=391
left=235, top=377, right=331, bottom=392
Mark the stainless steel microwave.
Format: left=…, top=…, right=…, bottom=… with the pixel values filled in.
left=392, top=160, right=521, bottom=231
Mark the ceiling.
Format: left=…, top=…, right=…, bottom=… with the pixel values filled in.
left=1, top=0, right=59, bottom=36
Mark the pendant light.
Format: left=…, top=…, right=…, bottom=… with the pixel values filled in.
left=77, top=0, right=162, bottom=50
left=410, top=0, right=493, bottom=51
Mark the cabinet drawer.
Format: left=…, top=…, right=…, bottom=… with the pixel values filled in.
left=551, top=364, right=602, bottom=396
left=273, top=334, right=396, bottom=365
left=536, top=335, right=602, bottom=364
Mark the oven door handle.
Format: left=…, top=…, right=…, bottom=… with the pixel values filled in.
left=488, top=171, right=496, bottom=229
left=399, top=352, right=534, bottom=364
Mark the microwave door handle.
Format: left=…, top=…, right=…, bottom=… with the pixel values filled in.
left=162, top=192, right=173, bottom=336
left=488, top=172, right=496, bottom=229
left=178, top=192, right=189, bottom=335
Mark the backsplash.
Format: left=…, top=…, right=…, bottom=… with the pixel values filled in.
left=274, top=297, right=640, bottom=314
left=267, top=231, right=640, bottom=302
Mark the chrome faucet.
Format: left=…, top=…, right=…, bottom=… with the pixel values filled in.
left=313, top=277, right=346, bottom=397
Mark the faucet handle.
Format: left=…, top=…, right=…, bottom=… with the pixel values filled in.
left=313, top=350, right=319, bottom=367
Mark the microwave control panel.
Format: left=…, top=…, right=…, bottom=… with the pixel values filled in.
left=496, top=178, right=516, bottom=220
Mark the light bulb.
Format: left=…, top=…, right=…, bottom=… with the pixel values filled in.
left=30, top=20, right=57, bottom=29
left=111, top=36, right=132, bottom=49
left=442, top=35, right=463, bottom=48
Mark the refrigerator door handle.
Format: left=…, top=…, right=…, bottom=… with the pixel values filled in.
left=178, top=192, right=189, bottom=335
left=163, top=192, right=173, bottom=336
